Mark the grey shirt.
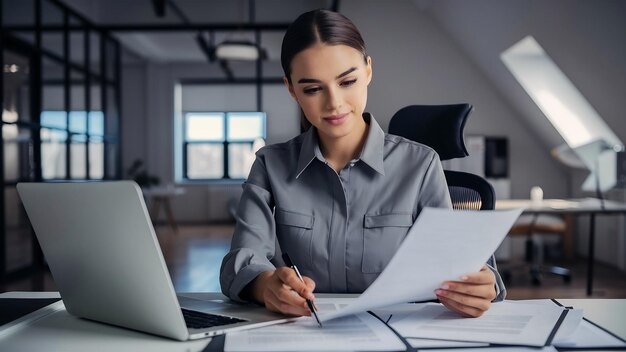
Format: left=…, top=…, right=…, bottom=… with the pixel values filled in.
left=220, top=113, right=506, bottom=302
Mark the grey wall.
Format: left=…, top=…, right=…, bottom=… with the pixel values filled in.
left=121, top=65, right=147, bottom=174
left=425, top=0, right=626, bottom=269
left=116, top=0, right=625, bottom=267
left=121, top=61, right=297, bottom=222
left=342, top=0, right=569, bottom=199
left=120, top=0, right=579, bottom=222
left=426, top=0, right=626, bottom=191
left=181, top=84, right=298, bottom=144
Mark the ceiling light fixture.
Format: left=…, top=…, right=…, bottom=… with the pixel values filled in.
left=166, top=0, right=266, bottom=80
left=3, top=64, right=19, bottom=73
left=215, top=40, right=267, bottom=61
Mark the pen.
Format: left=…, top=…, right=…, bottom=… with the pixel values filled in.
left=282, top=252, right=323, bottom=327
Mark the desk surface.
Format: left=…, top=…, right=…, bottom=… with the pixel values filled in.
left=558, top=298, right=626, bottom=340
left=1, top=292, right=625, bottom=351
left=496, top=197, right=626, bottom=214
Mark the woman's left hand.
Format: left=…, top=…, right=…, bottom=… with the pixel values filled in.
left=435, top=265, right=497, bottom=318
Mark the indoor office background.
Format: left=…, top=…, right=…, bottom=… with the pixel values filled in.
left=1, top=0, right=625, bottom=298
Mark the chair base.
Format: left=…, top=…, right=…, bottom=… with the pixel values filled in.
left=502, top=264, right=571, bottom=286
left=502, top=232, right=572, bottom=286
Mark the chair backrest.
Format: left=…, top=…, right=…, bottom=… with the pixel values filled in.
left=445, top=170, right=495, bottom=210
left=389, top=104, right=495, bottom=210
left=388, top=104, right=471, bottom=161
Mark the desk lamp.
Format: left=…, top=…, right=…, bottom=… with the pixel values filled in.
left=553, top=140, right=625, bottom=208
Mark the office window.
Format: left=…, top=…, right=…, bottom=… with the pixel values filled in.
left=183, top=112, right=266, bottom=180
left=501, top=36, right=624, bottom=191
left=40, top=110, right=104, bottom=180
left=500, top=36, right=622, bottom=149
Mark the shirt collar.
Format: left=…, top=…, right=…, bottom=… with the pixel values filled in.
left=295, top=112, right=385, bottom=179
left=359, top=113, right=386, bottom=175
left=295, top=128, right=323, bottom=179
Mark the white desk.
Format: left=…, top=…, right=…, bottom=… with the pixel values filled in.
left=0, top=292, right=210, bottom=351
left=558, top=298, right=626, bottom=341
left=497, top=198, right=626, bottom=295
left=1, top=292, right=625, bottom=351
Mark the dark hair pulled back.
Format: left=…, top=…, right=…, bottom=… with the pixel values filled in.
left=281, top=9, right=367, bottom=83
left=281, top=9, right=368, bottom=132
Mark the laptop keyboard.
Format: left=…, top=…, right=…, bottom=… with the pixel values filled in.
left=181, top=308, right=247, bottom=329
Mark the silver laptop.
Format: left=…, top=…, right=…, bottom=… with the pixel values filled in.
left=17, top=181, right=288, bottom=341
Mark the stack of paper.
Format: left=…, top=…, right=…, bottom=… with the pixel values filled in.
left=224, top=301, right=405, bottom=352
left=375, top=301, right=567, bottom=347
left=513, top=300, right=626, bottom=349
left=222, top=298, right=626, bottom=351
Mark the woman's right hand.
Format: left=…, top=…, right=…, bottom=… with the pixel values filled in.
left=248, top=268, right=316, bottom=316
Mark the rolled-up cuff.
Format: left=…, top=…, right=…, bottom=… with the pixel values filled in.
left=227, top=263, right=275, bottom=303
left=486, top=261, right=506, bottom=302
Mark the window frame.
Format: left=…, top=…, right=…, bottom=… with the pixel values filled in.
left=182, top=111, right=266, bottom=181
left=39, top=110, right=106, bottom=181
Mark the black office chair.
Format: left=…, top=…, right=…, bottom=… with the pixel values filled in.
left=506, top=215, right=572, bottom=285
left=389, top=104, right=495, bottom=211
left=445, top=170, right=495, bottom=211
left=389, top=104, right=570, bottom=285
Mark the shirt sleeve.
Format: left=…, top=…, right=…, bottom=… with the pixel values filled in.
left=417, top=151, right=453, bottom=210
left=487, top=255, right=507, bottom=302
left=219, top=153, right=277, bottom=302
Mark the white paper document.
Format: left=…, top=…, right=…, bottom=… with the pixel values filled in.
left=509, top=299, right=625, bottom=348
left=386, top=301, right=566, bottom=347
left=428, top=347, right=558, bottom=352
left=552, top=308, right=584, bottom=344
left=406, top=337, right=488, bottom=348
left=224, top=302, right=405, bottom=352
left=553, top=316, right=626, bottom=348
left=319, top=207, right=524, bottom=322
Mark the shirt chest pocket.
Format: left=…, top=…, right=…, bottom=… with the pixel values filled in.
left=275, top=208, right=315, bottom=267
left=362, top=213, right=413, bottom=274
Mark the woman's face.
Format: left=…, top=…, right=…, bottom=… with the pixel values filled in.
left=285, top=43, right=372, bottom=141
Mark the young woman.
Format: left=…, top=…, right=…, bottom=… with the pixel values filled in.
left=220, top=9, right=505, bottom=318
